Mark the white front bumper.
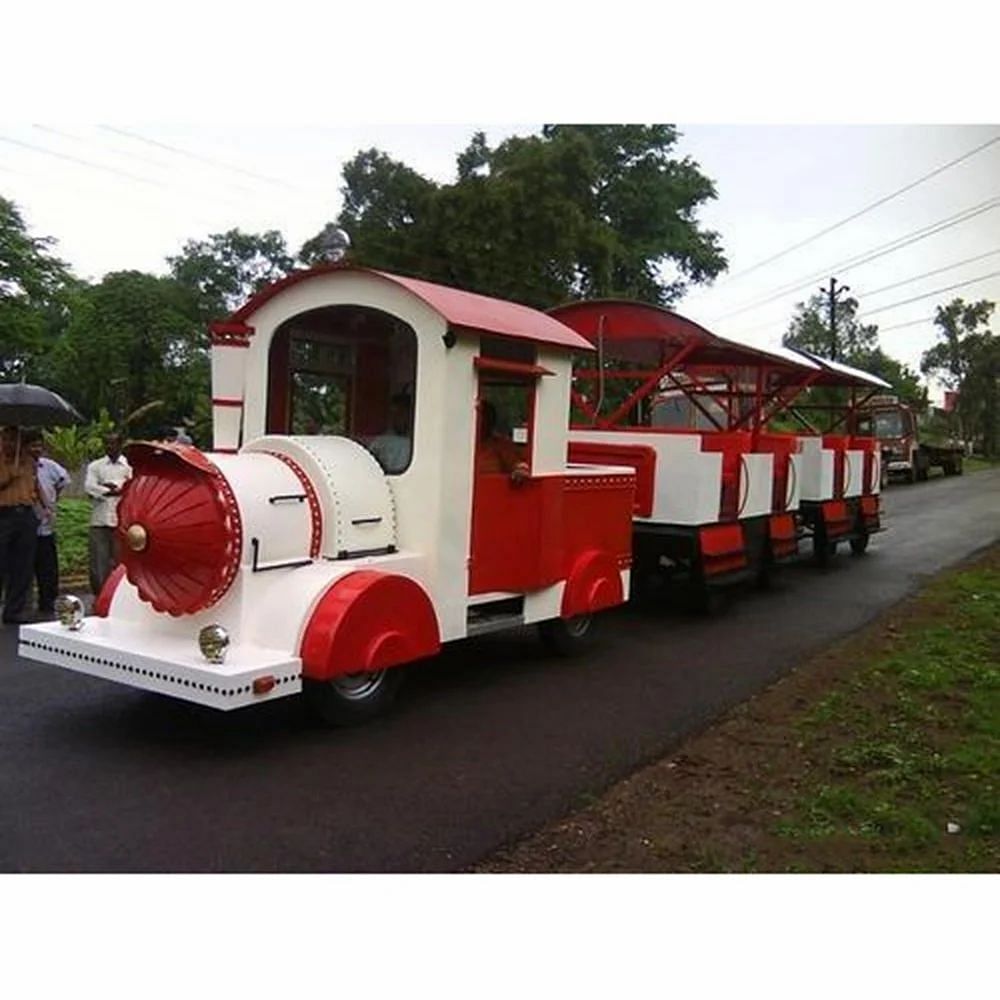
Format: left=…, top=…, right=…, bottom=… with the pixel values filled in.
left=19, top=619, right=301, bottom=710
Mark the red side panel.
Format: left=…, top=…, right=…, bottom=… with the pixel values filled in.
left=768, top=513, right=799, bottom=560
left=469, top=476, right=565, bottom=594
left=699, top=522, right=747, bottom=577
left=700, top=431, right=752, bottom=521
left=469, top=471, right=634, bottom=603
left=300, top=570, right=441, bottom=681
left=567, top=441, right=656, bottom=517
left=822, top=499, right=852, bottom=538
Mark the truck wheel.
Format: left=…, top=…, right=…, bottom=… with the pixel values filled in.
left=916, top=461, right=929, bottom=482
left=538, top=614, right=598, bottom=656
left=303, top=668, right=405, bottom=726
left=953, top=456, right=964, bottom=476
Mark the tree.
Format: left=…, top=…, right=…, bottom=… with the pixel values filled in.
left=921, top=298, right=997, bottom=454
left=38, top=271, right=208, bottom=438
left=301, top=125, right=727, bottom=309
left=784, top=290, right=879, bottom=362
left=0, top=195, right=74, bottom=379
left=168, top=228, right=295, bottom=323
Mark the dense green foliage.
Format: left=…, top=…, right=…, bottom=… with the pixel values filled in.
left=3, top=126, right=974, bottom=453
left=783, top=291, right=927, bottom=407
left=921, top=298, right=998, bottom=456
left=302, top=125, right=728, bottom=308
left=0, top=195, right=74, bottom=381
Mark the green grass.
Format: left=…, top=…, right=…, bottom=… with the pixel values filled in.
left=966, top=455, right=1000, bottom=474
left=778, top=558, right=1000, bottom=869
left=54, top=497, right=91, bottom=579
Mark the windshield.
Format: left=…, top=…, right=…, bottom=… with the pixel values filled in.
left=872, top=410, right=905, bottom=438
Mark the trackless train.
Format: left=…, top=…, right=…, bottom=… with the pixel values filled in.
left=18, top=262, right=890, bottom=724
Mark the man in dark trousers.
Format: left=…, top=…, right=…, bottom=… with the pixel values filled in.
left=0, top=427, right=40, bottom=625
left=26, top=431, right=71, bottom=615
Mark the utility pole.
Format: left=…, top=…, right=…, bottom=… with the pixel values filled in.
left=821, top=277, right=851, bottom=361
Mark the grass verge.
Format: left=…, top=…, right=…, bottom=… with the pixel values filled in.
left=477, top=546, right=1000, bottom=873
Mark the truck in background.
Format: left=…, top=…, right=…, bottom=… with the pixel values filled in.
left=853, top=396, right=964, bottom=483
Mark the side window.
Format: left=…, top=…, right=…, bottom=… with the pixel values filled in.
left=476, top=379, right=535, bottom=475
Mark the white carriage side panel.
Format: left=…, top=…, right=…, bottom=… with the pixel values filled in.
left=797, top=436, right=835, bottom=501
left=569, top=429, right=723, bottom=525
left=786, top=453, right=803, bottom=510
left=533, top=347, right=573, bottom=475
left=844, top=449, right=865, bottom=498
left=741, top=453, right=773, bottom=518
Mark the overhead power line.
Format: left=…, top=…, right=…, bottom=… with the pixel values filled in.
left=860, top=247, right=1000, bottom=299
left=857, top=269, right=1000, bottom=319
left=707, top=195, right=1000, bottom=322
left=99, top=126, right=315, bottom=198
left=712, top=130, right=1000, bottom=286
left=0, top=134, right=164, bottom=187
left=878, top=316, right=935, bottom=333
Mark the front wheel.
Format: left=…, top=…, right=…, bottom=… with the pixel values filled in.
left=538, top=614, right=598, bottom=657
left=303, top=668, right=405, bottom=727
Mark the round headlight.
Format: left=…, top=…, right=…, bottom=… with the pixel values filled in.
left=198, top=624, right=230, bottom=664
left=55, top=594, right=85, bottom=631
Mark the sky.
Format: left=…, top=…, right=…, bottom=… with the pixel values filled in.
left=3, top=122, right=998, bottom=401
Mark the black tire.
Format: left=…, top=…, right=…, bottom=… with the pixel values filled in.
left=850, top=531, right=869, bottom=556
left=303, top=668, right=405, bottom=727
left=538, top=614, right=598, bottom=657
left=953, top=456, right=964, bottom=476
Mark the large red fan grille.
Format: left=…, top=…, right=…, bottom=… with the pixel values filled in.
left=116, top=444, right=243, bottom=616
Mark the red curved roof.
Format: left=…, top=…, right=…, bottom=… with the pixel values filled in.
left=549, top=299, right=817, bottom=372
left=548, top=299, right=716, bottom=346
left=219, top=265, right=593, bottom=352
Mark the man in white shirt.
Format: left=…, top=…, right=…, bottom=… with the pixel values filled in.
left=26, top=432, right=71, bottom=615
left=84, top=434, right=132, bottom=596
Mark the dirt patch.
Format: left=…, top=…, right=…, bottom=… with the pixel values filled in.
left=475, top=547, right=1000, bottom=873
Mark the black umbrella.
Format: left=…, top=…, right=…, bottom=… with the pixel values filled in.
left=0, top=383, right=83, bottom=428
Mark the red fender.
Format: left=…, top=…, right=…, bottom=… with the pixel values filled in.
left=561, top=549, right=624, bottom=618
left=93, top=563, right=127, bottom=618
left=300, top=571, right=441, bottom=681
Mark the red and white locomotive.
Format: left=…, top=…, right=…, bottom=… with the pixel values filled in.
left=19, top=264, right=888, bottom=723
left=19, top=265, right=635, bottom=723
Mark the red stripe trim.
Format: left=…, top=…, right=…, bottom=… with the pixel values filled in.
left=212, top=398, right=244, bottom=408
left=264, top=451, right=322, bottom=558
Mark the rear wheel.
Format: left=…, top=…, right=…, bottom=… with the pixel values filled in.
left=850, top=530, right=870, bottom=556
left=303, top=668, right=405, bottom=726
left=538, top=614, right=598, bottom=657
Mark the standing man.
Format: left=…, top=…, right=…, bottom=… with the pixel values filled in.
left=0, top=427, right=40, bottom=625
left=84, top=434, right=132, bottom=596
left=26, top=431, right=71, bottom=616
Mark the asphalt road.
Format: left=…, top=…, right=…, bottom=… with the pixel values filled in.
left=2, top=469, right=998, bottom=872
